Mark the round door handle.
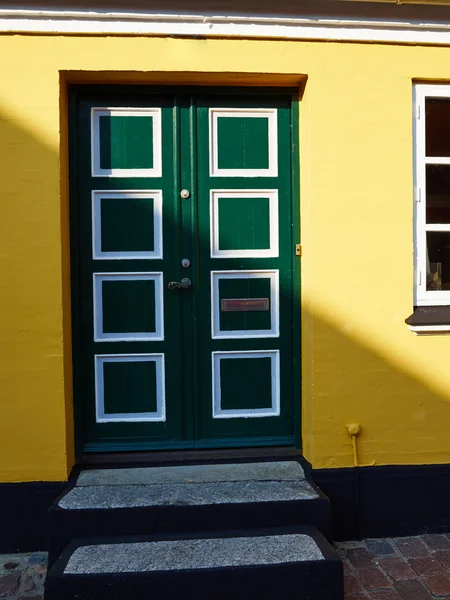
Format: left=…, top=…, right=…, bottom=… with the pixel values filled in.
left=168, top=278, right=192, bottom=290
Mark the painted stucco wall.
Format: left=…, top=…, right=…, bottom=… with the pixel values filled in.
left=0, top=34, right=449, bottom=481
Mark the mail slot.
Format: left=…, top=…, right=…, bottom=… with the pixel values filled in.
left=221, top=298, right=270, bottom=312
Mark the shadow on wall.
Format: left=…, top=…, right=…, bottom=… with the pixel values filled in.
left=307, top=313, right=450, bottom=540
left=0, top=104, right=450, bottom=549
left=0, top=107, right=71, bottom=474
left=0, top=108, right=69, bottom=551
left=307, top=312, right=450, bottom=467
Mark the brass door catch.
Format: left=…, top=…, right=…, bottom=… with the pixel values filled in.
left=295, top=244, right=302, bottom=256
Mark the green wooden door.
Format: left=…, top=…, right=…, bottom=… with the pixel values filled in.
left=71, top=87, right=296, bottom=453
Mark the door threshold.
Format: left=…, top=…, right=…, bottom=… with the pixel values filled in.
left=77, top=447, right=303, bottom=470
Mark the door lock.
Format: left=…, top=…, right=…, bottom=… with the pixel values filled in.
left=168, top=278, right=192, bottom=290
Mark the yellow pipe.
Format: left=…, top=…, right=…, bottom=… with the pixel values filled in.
left=346, top=423, right=362, bottom=467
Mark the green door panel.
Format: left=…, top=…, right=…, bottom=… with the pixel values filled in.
left=99, top=195, right=155, bottom=254
left=99, top=114, right=154, bottom=170
left=102, top=359, right=159, bottom=416
left=195, top=95, right=294, bottom=446
left=218, top=196, right=271, bottom=251
left=70, top=87, right=297, bottom=453
left=216, top=116, right=269, bottom=170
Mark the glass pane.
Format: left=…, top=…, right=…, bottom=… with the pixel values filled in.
left=426, top=231, right=450, bottom=291
left=426, top=98, right=450, bottom=157
left=426, top=165, right=450, bottom=223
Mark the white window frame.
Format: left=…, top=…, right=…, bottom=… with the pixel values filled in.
left=414, top=84, right=450, bottom=306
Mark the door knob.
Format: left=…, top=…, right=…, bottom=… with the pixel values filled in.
left=168, top=278, right=192, bottom=290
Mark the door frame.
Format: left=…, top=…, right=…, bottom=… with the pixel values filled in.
left=67, top=83, right=302, bottom=458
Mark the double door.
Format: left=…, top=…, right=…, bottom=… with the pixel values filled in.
left=71, top=87, right=296, bottom=452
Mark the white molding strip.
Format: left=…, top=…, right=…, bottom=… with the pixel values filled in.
left=210, top=189, right=279, bottom=259
left=91, top=108, right=162, bottom=178
left=2, top=9, right=450, bottom=46
left=408, top=324, right=450, bottom=335
left=211, top=269, right=280, bottom=340
left=93, top=272, right=164, bottom=342
left=209, top=108, right=278, bottom=178
left=92, top=190, right=163, bottom=260
left=95, top=353, right=166, bottom=423
left=212, top=350, right=281, bottom=419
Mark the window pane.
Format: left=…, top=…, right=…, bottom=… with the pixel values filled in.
left=426, top=98, right=450, bottom=157
left=426, top=165, right=450, bottom=223
left=426, top=231, right=450, bottom=290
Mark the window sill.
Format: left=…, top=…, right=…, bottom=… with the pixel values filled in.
left=406, top=306, right=450, bottom=335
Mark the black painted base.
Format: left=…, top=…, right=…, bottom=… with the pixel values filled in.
left=3, top=462, right=450, bottom=553
left=44, top=528, right=343, bottom=600
left=0, top=482, right=65, bottom=553
left=312, top=463, right=450, bottom=541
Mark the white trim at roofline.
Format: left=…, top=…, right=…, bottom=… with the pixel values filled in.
left=2, top=8, right=450, bottom=45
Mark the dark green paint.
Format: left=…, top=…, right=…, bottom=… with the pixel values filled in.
left=72, top=90, right=185, bottom=451
left=102, top=279, right=156, bottom=334
left=219, top=277, right=271, bottom=332
left=99, top=115, right=153, bottom=170
left=103, top=360, right=157, bottom=415
left=218, top=196, right=270, bottom=251
left=196, top=94, right=294, bottom=444
left=217, top=116, right=269, bottom=170
left=69, top=86, right=299, bottom=454
left=101, top=196, right=155, bottom=253
left=220, top=357, right=272, bottom=410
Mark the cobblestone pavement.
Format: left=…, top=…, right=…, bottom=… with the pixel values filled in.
left=2, top=535, right=450, bottom=599
left=336, top=534, right=450, bottom=599
left=0, top=553, right=47, bottom=600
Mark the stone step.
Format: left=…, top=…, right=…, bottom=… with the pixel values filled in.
left=44, top=527, right=344, bottom=600
left=48, top=462, right=331, bottom=566
left=76, top=460, right=306, bottom=486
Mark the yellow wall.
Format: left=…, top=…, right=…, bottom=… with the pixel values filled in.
left=1, top=34, right=450, bottom=481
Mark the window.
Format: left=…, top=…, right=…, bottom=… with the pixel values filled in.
left=414, top=85, right=450, bottom=307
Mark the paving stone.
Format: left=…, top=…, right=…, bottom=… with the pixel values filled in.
left=358, top=566, right=392, bottom=591
left=434, top=550, right=450, bottom=569
left=339, top=541, right=367, bottom=550
left=345, top=595, right=368, bottom=600
left=394, top=580, right=433, bottom=599
left=347, top=548, right=374, bottom=568
left=378, top=557, right=418, bottom=581
left=366, top=540, right=396, bottom=558
left=345, top=574, right=364, bottom=595
left=395, top=538, right=430, bottom=559
left=0, top=573, right=20, bottom=598
left=27, top=553, right=48, bottom=566
left=410, top=556, right=445, bottom=576
left=422, top=534, right=450, bottom=552
left=343, top=561, right=354, bottom=576
left=423, top=572, right=450, bottom=597
left=27, top=565, right=47, bottom=581
left=19, top=574, right=35, bottom=592
left=371, top=590, right=403, bottom=600
left=16, top=596, right=42, bottom=600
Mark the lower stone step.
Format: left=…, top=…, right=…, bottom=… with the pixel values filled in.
left=44, top=527, right=343, bottom=600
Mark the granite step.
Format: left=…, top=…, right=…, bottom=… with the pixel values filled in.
left=48, top=462, right=332, bottom=566
left=76, top=460, right=306, bottom=486
left=44, top=527, right=344, bottom=600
